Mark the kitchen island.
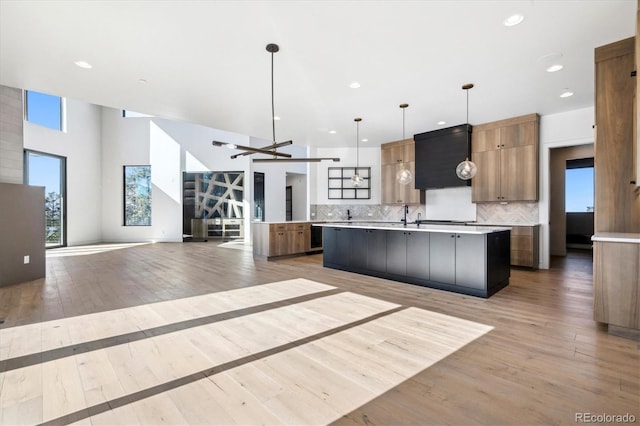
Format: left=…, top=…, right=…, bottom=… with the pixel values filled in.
left=316, top=222, right=511, bottom=298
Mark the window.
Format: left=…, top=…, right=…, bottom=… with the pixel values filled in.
left=26, top=90, right=63, bottom=131
left=565, top=162, right=594, bottom=213
left=24, top=150, right=67, bottom=247
left=124, top=166, right=152, bottom=226
left=122, top=110, right=153, bottom=118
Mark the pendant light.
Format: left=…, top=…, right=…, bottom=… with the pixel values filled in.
left=456, top=83, right=477, bottom=180
left=396, top=103, right=412, bottom=185
left=351, top=118, right=363, bottom=187
left=214, top=43, right=340, bottom=163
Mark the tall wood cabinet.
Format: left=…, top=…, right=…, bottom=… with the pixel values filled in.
left=381, top=138, right=422, bottom=205
left=595, top=37, right=640, bottom=233
left=471, top=114, right=539, bottom=203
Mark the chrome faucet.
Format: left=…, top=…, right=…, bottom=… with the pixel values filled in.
left=347, top=209, right=353, bottom=221
left=401, top=204, right=409, bottom=226
left=416, top=212, right=422, bottom=226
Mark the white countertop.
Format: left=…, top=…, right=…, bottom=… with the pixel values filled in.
left=592, top=233, right=640, bottom=244
left=313, top=222, right=510, bottom=235
left=470, top=222, right=541, bottom=227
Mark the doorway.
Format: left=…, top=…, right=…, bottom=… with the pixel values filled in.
left=285, top=186, right=292, bottom=221
left=549, top=144, right=594, bottom=256
left=24, top=150, right=67, bottom=248
left=565, top=158, right=594, bottom=249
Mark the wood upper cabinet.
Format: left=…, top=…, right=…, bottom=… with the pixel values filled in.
left=381, top=139, right=422, bottom=205
left=381, top=139, right=414, bottom=165
left=595, top=37, right=639, bottom=233
left=471, top=114, right=539, bottom=203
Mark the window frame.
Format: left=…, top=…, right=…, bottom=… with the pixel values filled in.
left=123, top=165, right=152, bottom=226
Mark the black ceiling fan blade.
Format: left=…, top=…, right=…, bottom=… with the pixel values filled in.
left=212, top=140, right=292, bottom=158
left=229, top=140, right=293, bottom=159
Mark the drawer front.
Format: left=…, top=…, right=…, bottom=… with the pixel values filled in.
left=270, top=223, right=288, bottom=231
left=511, top=226, right=533, bottom=236
left=287, top=223, right=308, bottom=231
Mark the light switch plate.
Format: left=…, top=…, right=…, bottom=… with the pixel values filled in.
left=23, top=255, right=30, bottom=264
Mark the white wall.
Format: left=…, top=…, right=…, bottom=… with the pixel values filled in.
left=101, top=108, right=254, bottom=242
left=24, top=98, right=103, bottom=245
left=286, top=173, right=308, bottom=221
left=100, top=109, right=308, bottom=242
left=539, top=106, right=594, bottom=269
left=311, top=146, right=381, bottom=205
left=424, top=187, right=476, bottom=221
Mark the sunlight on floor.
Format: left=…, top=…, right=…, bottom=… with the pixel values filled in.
left=46, top=242, right=152, bottom=258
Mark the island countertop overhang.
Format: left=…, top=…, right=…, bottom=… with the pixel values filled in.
left=312, top=222, right=511, bottom=235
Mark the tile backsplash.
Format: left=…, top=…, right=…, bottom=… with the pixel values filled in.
left=476, top=202, right=539, bottom=224
left=311, top=204, right=426, bottom=223
left=311, top=201, right=539, bottom=225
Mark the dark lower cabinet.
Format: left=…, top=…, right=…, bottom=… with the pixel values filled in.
left=406, top=231, right=430, bottom=280
left=386, top=231, right=408, bottom=275
left=323, top=227, right=352, bottom=268
left=351, top=228, right=387, bottom=273
left=322, top=226, right=510, bottom=298
left=455, top=234, right=486, bottom=289
left=429, top=233, right=456, bottom=284
left=387, top=231, right=430, bottom=280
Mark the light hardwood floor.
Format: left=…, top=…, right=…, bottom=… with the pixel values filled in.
left=0, top=243, right=638, bottom=425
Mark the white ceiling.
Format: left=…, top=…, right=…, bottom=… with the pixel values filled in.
left=0, top=1, right=635, bottom=149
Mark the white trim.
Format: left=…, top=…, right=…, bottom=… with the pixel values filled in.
left=539, top=136, right=593, bottom=269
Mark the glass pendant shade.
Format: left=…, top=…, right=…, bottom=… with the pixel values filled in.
left=351, top=173, right=363, bottom=187
left=456, top=158, right=477, bottom=180
left=396, top=168, right=412, bottom=185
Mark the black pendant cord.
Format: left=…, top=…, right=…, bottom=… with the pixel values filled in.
left=356, top=121, right=360, bottom=169
left=271, top=49, right=276, bottom=145
left=399, top=103, right=408, bottom=140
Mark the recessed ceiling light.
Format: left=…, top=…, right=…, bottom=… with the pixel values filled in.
left=437, top=121, right=446, bottom=125
left=361, top=138, right=368, bottom=142
left=273, top=116, right=280, bottom=121
left=329, top=130, right=337, bottom=134
left=74, top=60, right=92, bottom=69
left=349, top=82, right=361, bottom=89
left=560, top=89, right=574, bottom=98
left=503, top=14, right=524, bottom=27
left=546, top=64, right=563, bottom=72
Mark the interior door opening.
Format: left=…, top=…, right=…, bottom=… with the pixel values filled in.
left=565, top=157, right=594, bottom=250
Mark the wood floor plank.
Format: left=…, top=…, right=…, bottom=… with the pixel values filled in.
left=0, top=243, right=637, bottom=425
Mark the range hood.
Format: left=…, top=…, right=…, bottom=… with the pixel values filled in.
left=414, top=124, right=472, bottom=189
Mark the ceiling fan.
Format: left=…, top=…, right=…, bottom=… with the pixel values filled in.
left=213, top=43, right=340, bottom=163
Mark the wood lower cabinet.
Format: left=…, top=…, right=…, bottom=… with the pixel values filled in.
left=380, top=139, right=423, bottom=205
left=253, top=222, right=314, bottom=259
left=510, top=225, right=539, bottom=268
left=472, top=114, right=539, bottom=202
left=593, top=240, right=640, bottom=330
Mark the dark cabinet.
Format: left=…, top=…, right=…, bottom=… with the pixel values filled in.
left=322, top=226, right=510, bottom=298
left=352, top=228, right=387, bottom=272
left=429, top=233, right=456, bottom=284
left=386, top=231, right=408, bottom=275
left=323, top=227, right=352, bottom=267
left=429, top=232, right=487, bottom=289
left=387, top=230, right=430, bottom=280
left=406, top=231, right=430, bottom=280
left=454, top=234, right=486, bottom=289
